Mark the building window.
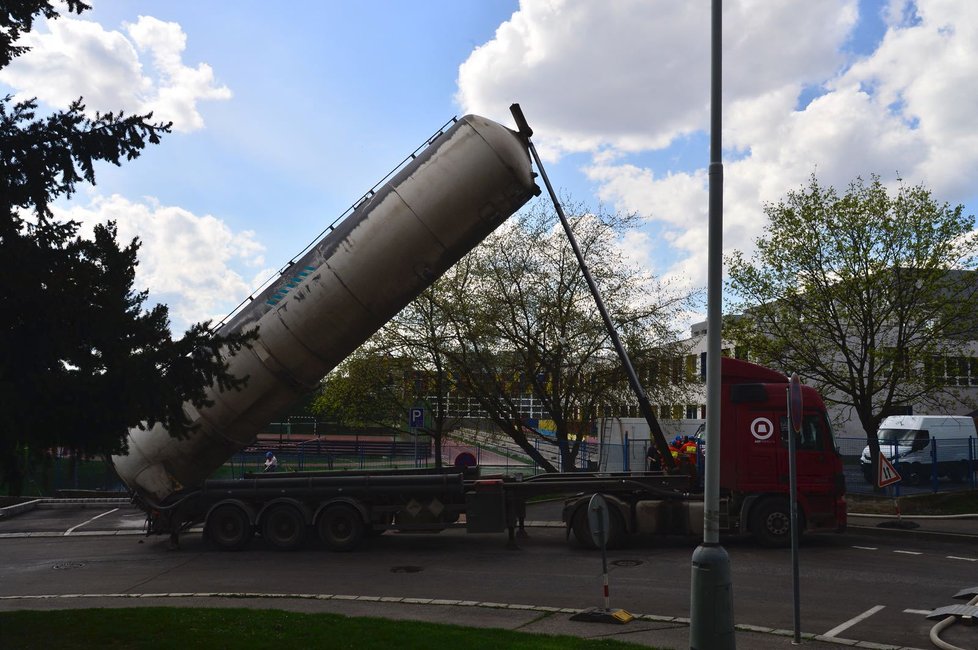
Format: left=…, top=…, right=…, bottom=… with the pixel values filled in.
left=926, top=355, right=978, bottom=386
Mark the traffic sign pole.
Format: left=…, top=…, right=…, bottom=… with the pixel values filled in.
left=787, top=373, right=803, bottom=645
left=587, top=494, right=612, bottom=610
left=570, top=495, right=634, bottom=624
left=409, top=408, right=425, bottom=468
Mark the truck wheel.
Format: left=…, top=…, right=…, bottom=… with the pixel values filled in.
left=749, top=499, right=796, bottom=548
left=571, top=506, right=625, bottom=549
left=318, top=505, right=364, bottom=552
left=262, top=504, right=307, bottom=551
left=205, top=504, right=254, bottom=551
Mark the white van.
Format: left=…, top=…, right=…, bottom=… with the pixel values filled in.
left=859, top=415, right=978, bottom=484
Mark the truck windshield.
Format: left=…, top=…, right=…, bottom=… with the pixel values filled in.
left=779, top=413, right=832, bottom=451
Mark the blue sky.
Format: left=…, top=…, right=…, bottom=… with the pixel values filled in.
left=3, top=0, right=977, bottom=334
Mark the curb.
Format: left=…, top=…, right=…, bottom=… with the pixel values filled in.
left=847, top=523, right=978, bottom=544
left=848, top=511, right=978, bottom=520
left=0, top=497, right=130, bottom=519
left=0, top=499, right=42, bottom=519
left=0, top=591, right=928, bottom=650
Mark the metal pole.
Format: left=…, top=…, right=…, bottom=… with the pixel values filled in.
left=690, top=1, right=735, bottom=648
left=599, top=506, right=610, bottom=611
left=509, top=103, right=676, bottom=472
left=787, top=386, right=801, bottom=644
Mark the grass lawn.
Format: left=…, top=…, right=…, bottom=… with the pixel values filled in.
left=0, top=607, right=656, bottom=650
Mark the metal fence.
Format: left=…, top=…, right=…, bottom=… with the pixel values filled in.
left=834, top=435, right=977, bottom=496
left=5, top=433, right=975, bottom=498
left=4, top=455, right=127, bottom=497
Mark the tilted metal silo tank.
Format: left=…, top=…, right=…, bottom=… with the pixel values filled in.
left=111, top=114, right=539, bottom=505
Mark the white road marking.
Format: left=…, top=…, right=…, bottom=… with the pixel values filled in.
left=851, top=545, right=877, bottom=550
left=65, top=508, right=119, bottom=536
left=946, top=555, right=977, bottom=562
left=823, top=605, right=885, bottom=638
left=893, top=550, right=922, bottom=555
left=903, top=609, right=931, bottom=615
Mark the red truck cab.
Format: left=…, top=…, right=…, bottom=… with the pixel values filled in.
left=718, top=358, right=847, bottom=545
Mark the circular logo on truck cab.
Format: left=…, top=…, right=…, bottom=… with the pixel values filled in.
left=750, top=417, right=775, bottom=441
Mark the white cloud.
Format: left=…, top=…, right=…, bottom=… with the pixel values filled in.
left=457, top=0, right=856, bottom=159
left=458, top=0, right=978, bottom=300
left=53, top=195, right=270, bottom=332
left=0, top=14, right=230, bottom=132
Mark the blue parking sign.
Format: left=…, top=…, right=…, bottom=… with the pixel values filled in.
left=409, top=407, right=424, bottom=428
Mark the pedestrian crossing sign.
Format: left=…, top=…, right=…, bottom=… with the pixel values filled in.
left=877, top=454, right=902, bottom=488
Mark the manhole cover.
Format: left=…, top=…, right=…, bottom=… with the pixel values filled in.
left=611, top=559, right=643, bottom=568
left=390, top=566, right=423, bottom=573
left=52, top=561, right=87, bottom=570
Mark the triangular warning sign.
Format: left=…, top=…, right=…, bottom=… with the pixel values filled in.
left=877, top=453, right=902, bottom=488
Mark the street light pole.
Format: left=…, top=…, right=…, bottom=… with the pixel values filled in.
left=689, top=1, right=736, bottom=648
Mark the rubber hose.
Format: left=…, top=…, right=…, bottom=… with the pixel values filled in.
left=929, top=594, right=978, bottom=650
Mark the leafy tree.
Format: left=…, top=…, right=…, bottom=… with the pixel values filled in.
left=0, top=1, right=255, bottom=494
left=431, top=199, right=693, bottom=472
left=312, top=349, right=416, bottom=431
left=313, top=277, right=474, bottom=470
left=313, top=198, right=693, bottom=473
left=727, top=174, right=978, bottom=482
left=312, top=339, right=457, bottom=468
left=377, top=284, right=469, bottom=469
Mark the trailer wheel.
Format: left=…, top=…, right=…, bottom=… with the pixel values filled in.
left=261, top=504, right=307, bottom=551
left=318, top=505, right=364, bottom=552
left=205, top=504, right=254, bottom=551
left=571, top=506, right=625, bottom=550
left=749, top=498, right=798, bottom=548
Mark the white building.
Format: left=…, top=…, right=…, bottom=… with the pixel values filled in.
left=668, top=320, right=978, bottom=444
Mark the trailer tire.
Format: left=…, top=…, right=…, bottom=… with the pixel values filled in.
left=749, top=498, right=797, bottom=548
left=205, top=504, right=254, bottom=551
left=318, top=504, right=365, bottom=552
left=571, top=506, right=625, bottom=550
left=261, top=504, right=307, bottom=551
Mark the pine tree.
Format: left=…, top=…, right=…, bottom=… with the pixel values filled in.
left=0, top=1, right=255, bottom=494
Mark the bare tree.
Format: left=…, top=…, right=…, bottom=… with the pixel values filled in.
left=431, top=198, right=695, bottom=471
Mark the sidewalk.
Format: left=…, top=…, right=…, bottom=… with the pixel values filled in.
left=847, top=510, right=978, bottom=543
left=0, top=592, right=932, bottom=650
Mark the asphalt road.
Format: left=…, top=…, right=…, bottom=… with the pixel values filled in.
left=1, top=501, right=976, bottom=649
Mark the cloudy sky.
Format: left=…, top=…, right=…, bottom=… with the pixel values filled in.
left=3, top=0, right=976, bottom=334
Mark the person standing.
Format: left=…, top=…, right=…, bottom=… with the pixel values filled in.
left=263, top=451, right=278, bottom=472
left=646, top=443, right=661, bottom=471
